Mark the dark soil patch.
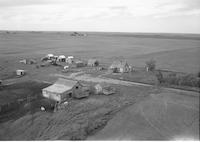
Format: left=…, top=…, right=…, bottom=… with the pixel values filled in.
left=0, top=81, right=51, bottom=123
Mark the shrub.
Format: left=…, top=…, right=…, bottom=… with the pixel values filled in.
left=155, top=71, right=164, bottom=84
left=161, top=72, right=199, bottom=88
left=165, top=73, right=180, bottom=85
left=178, top=74, right=199, bottom=87
left=145, top=59, right=156, bottom=71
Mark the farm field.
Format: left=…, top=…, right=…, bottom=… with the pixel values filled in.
left=0, top=32, right=200, bottom=74
left=0, top=31, right=199, bottom=140
left=88, top=89, right=199, bottom=140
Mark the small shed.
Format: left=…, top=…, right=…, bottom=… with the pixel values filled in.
left=66, top=58, right=73, bottom=64
left=28, top=59, right=37, bottom=64
left=75, top=61, right=85, bottom=67
left=94, top=83, right=115, bottom=95
left=110, top=60, right=131, bottom=73
left=64, top=66, right=69, bottom=70
left=94, top=84, right=103, bottom=94
left=46, top=54, right=54, bottom=59
left=19, top=59, right=27, bottom=64
left=68, top=56, right=74, bottom=59
left=72, top=83, right=90, bottom=99
left=16, top=70, right=25, bottom=76
left=57, top=55, right=66, bottom=62
left=88, top=59, right=99, bottom=67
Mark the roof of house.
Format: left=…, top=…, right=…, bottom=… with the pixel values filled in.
left=47, top=54, right=54, bottom=57
left=58, top=55, right=66, bottom=59
left=110, top=60, right=129, bottom=69
left=16, top=69, right=25, bottom=72
left=68, top=56, right=74, bottom=59
left=43, top=78, right=78, bottom=94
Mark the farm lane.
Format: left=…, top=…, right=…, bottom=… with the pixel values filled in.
left=51, top=73, right=199, bottom=96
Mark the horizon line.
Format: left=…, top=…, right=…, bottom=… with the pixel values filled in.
left=0, top=30, right=200, bottom=35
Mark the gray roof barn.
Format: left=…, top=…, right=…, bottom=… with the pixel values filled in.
left=42, top=78, right=78, bottom=102
left=42, top=78, right=89, bottom=102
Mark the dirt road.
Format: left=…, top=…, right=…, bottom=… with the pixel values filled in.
left=52, top=73, right=199, bottom=96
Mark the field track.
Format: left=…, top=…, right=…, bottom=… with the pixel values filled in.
left=51, top=73, right=199, bottom=96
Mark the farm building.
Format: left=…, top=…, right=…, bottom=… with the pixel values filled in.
left=46, top=54, right=54, bottom=59
left=19, top=59, right=27, bottom=64
left=28, top=59, right=37, bottom=64
left=57, top=55, right=66, bottom=62
left=66, top=56, right=74, bottom=64
left=64, top=65, right=69, bottom=70
left=68, top=56, right=74, bottom=59
left=75, top=60, right=85, bottom=67
left=94, top=83, right=115, bottom=95
left=110, top=60, right=131, bottom=73
left=16, top=70, right=25, bottom=76
left=20, top=59, right=36, bottom=64
left=72, top=83, right=90, bottom=99
left=42, top=78, right=89, bottom=103
left=88, top=59, right=99, bottom=67
left=66, top=58, right=73, bottom=64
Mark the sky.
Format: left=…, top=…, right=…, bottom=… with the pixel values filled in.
left=0, top=0, right=199, bottom=33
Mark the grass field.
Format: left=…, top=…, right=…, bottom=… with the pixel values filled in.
left=0, top=31, right=199, bottom=74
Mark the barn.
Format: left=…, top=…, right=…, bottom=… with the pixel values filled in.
left=42, top=78, right=89, bottom=103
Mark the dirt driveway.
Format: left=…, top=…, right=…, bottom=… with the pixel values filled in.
left=51, top=73, right=199, bottom=96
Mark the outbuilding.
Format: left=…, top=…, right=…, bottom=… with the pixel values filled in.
left=57, top=55, right=66, bottom=62
left=75, top=60, right=85, bottom=67
left=66, top=58, right=73, bottom=64
left=46, top=54, right=54, bottom=59
left=88, top=59, right=99, bottom=67
left=28, top=59, right=37, bottom=64
left=64, top=66, right=69, bottom=70
left=68, top=56, right=74, bottom=59
left=42, top=78, right=89, bottom=103
left=72, top=83, right=90, bottom=99
left=16, top=69, right=25, bottom=76
left=19, top=59, right=27, bottom=64
left=94, top=83, right=115, bottom=95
